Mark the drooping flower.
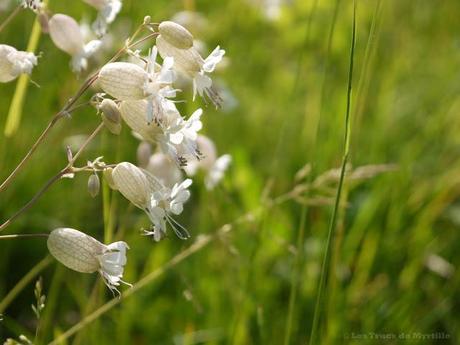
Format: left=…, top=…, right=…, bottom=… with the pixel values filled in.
left=82, top=0, right=122, bottom=36
left=119, top=100, right=202, bottom=166
left=143, top=46, right=177, bottom=124
left=0, top=44, right=38, bottom=83
left=144, top=178, right=192, bottom=241
left=156, top=34, right=225, bottom=107
left=206, top=154, right=232, bottom=189
left=98, top=62, right=148, bottom=100
left=47, top=227, right=130, bottom=293
left=158, top=108, right=203, bottom=166
left=48, top=14, right=102, bottom=72
left=184, top=135, right=231, bottom=189
left=98, top=48, right=177, bottom=124
left=111, top=162, right=192, bottom=241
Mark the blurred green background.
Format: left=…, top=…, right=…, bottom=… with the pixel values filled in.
left=1, top=0, right=459, bottom=344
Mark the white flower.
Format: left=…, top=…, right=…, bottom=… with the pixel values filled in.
left=119, top=100, right=163, bottom=143
left=184, top=135, right=231, bottom=189
left=83, top=0, right=122, bottom=36
left=205, top=154, right=231, bottom=189
left=156, top=35, right=225, bottom=107
left=99, top=48, right=177, bottom=124
left=72, top=39, right=103, bottom=73
left=137, top=141, right=152, bottom=168
left=119, top=100, right=202, bottom=166
left=143, top=46, right=178, bottom=124
left=98, top=62, right=148, bottom=100
left=48, top=14, right=102, bottom=73
left=158, top=108, right=203, bottom=166
left=144, top=178, right=192, bottom=241
left=111, top=162, right=192, bottom=241
left=47, top=227, right=130, bottom=294
left=0, top=44, right=38, bottom=83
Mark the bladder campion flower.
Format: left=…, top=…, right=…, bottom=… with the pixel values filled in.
left=98, top=62, right=148, bottom=100
left=98, top=98, right=122, bottom=134
left=111, top=162, right=192, bottom=241
left=99, top=48, right=177, bottom=124
left=0, top=44, right=38, bottom=83
left=48, top=14, right=102, bottom=72
left=47, top=228, right=130, bottom=293
left=156, top=34, right=225, bottom=107
left=119, top=100, right=202, bottom=166
left=184, top=135, right=231, bottom=190
left=82, top=0, right=122, bottom=36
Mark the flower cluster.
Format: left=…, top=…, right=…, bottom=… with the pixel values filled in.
left=1, top=4, right=232, bottom=293
left=92, top=20, right=231, bottom=246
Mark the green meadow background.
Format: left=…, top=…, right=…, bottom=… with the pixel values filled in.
left=0, top=0, right=459, bottom=344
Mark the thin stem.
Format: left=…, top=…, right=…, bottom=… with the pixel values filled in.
left=48, top=188, right=298, bottom=345
left=0, top=123, right=105, bottom=232
left=48, top=198, right=292, bottom=345
left=0, top=115, right=60, bottom=194
left=0, top=28, right=155, bottom=195
left=309, top=1, right=356, bottom=344
left=0, top=72, right=95, bottom=195
left=0, top=5, right=22, bottom=34
left=0, top=233, right=48, bottom=239
left=0, top=169, right=67, bottom=232
left=69, top=123, right=104, bottom=165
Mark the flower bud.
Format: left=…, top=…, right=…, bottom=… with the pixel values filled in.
left=98, top=62, right=148, bottom=100
left=99, top=98, right=122, bottom=134
left=137, top=141, right=152, bottom=168
left=48, top=14, right=84, bottom=56
left=147, top=153, right=183, bottom=187
left=103, top=167, right=117, bottom=190
left=88, top=173, right=100, bottom=197
left=47, top=228, right=105, bottom=273
left=119, top=100, right=162, bottom=141
left=112, top=162, right=150, bottom=208
left=143, top=15, right=151, bottom=24
left=158, top=21, right=194, bottom=49
left=99, top=99, right=121, bottom=123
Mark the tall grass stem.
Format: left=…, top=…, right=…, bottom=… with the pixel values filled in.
left=309, top=1, right=356, bottom=343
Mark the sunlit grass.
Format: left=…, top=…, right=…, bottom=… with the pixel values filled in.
left=0, top=0, right=459, bottom=344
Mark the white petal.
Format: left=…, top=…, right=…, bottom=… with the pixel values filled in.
left=170, top=131, right=184, bottom=145
left=203, top=46, right=225, bottom=73
left=83, top=39, right=102, bottom=57
left=49, top=14, right=84, bottom=56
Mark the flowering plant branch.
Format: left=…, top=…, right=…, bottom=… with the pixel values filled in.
left=1, top=1, right=230, bottom=297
